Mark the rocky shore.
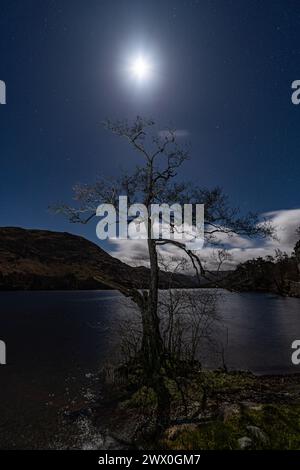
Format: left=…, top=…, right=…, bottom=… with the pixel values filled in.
left=64, top=369, right=300, bottom=450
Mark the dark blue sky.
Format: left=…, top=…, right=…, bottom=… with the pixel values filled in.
left=1, top=0, right=300, bottom=246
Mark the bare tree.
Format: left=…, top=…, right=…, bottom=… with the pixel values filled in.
left=52, top=116, right=273, bottom=430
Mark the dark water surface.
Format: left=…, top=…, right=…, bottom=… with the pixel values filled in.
left=0, top=290, right=299, bottom=448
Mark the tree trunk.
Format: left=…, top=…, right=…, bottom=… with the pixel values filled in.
left=141, top=237, right=163, bottom=369
left=139, top=235, right=170, bottom=430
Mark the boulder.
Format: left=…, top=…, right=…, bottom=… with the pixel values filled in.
left=246, top=425, right=269, bottom=444
left=238, top=436, right=252, bottom=449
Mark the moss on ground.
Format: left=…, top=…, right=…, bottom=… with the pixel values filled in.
left=161, top=404, right=300, bottom=450
left=102, top=366, right=300, bottom=450
left=120, top=386, right=157, bottom=410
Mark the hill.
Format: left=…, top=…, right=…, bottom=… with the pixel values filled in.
left=0, top=227, right=196, bottom=291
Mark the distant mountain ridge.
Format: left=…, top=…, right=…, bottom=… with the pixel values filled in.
left=0, top=227, right=197, bottom=291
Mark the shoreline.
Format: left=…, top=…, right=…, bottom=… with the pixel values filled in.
left=65, top=368, right=300, bottom=450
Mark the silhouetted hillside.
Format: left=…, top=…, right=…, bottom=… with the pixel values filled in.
left=0, top=227, right=196, bottom=291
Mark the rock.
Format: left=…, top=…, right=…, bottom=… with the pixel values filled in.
left=240, top=401, right=263, bottom=412
left=246, top=425, right=269, bottom=444
left=221, top=404, right=240, bottom=422
left=63, top=407, right=92, bottom=422
left=164, top=423, right=198, bottom=441
left=103, top=434, right=125, bottom=450
left=238, top=436, right=252, bottom=449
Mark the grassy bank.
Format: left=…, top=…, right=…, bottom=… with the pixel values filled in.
left=94, top=368, right=300, bottom=450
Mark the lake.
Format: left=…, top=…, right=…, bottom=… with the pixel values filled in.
left=0, top=289, right=299, bottom=448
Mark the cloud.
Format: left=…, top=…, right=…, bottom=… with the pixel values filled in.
left=263, top=209, right=300, bottom=248
left=216, top=208, right=300, bottom=269
left=107, top=209, right=300, bottom=271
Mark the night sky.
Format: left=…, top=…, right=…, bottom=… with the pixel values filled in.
left=1, top=0, right=300, bottom=252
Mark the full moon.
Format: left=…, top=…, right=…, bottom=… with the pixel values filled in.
left=129, top=55, right=152, bottom=81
